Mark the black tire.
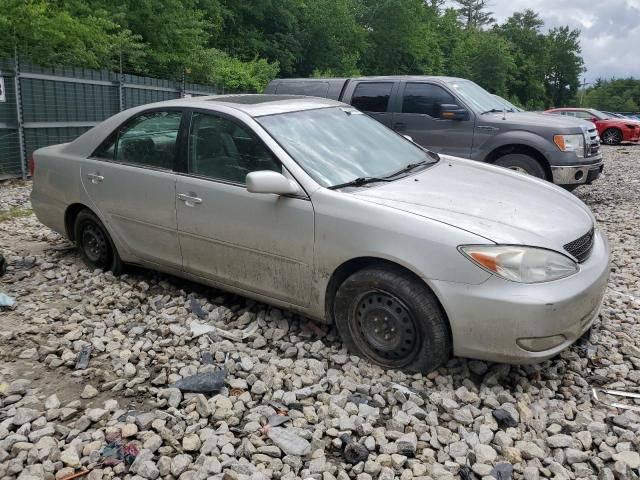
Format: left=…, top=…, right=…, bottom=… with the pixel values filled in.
left=601, top=128, right=622, bottom=145
left=494, top=153, right=546, bottom=179
left=333, top=265, right=451, bottom=373
left=74, top=209, right=123, bottom=274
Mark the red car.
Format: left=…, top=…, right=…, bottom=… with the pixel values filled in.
left=545, top=108, right=640, bottom=145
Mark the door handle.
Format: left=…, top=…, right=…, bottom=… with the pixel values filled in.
left=177, top=193, right=203, bottom=207
left=393, top=122, right=407, bottom=131
left=87, top=173, right=104, bottom=184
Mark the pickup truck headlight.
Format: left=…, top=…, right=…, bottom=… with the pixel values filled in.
left=459, top=245, right=579, bottom=283
left=554, top=134, right=585, bottom=158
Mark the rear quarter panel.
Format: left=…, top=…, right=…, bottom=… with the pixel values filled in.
left=31, top=144, right=90, bottom=237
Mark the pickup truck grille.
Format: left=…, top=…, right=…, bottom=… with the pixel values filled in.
left=564, top=227, right=595, bottom=263
left=586, top=128, right=600, bottom=157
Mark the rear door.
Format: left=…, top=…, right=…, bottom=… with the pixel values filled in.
left=348, top=81, right=396, bottom=127
left=175, top=110, right=315, bottom=305
left=80, top=109, right=183, bottom=267
left=391, top=81, right=474, bottom=157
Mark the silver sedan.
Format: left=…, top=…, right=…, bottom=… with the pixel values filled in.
left=31, top=95, right=610, bottom=372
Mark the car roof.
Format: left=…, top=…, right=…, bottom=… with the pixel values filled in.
left=148, top=94, right=346, bottom=117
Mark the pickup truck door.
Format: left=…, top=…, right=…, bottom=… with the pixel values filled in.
left=347, top=81, right=397, bottom=128
left=391, top=81, right=474, bottom=157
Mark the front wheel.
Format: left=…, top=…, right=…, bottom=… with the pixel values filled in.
left=494, top=153, right=546, bottom=179
left=601, top=128, right=622, bottom=145
left=333, top=265, right=451, bottom=373
left=74, top=209, right=123, bottom=274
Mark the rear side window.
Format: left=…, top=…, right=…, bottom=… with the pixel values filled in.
left=402, top=83, right=455, bottom=117
left=351, top=82, right=393, bottom=113
left=93, top=111, right=182, bottom=170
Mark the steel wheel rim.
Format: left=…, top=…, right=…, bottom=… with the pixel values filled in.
left=81, top=223, right=109, bottom=266
left=349, top=290, right=420, bottom=368
left=507, top=166, right=528, bottom=174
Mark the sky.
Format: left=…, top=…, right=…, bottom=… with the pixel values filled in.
left=453, top=0, right=640, bottom=85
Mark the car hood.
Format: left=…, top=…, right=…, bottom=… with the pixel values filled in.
left=352, top=156, right=595, bottom=251
left=482, top=111, right=592, bottom=131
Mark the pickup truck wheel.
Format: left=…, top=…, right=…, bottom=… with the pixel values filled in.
left=601, top=128, right=622, bottom=145
left=333, top=266, right=451, bottom=373
left=494, top=153, right=546, bottom=179
left=74, top=210, right=123, bottom=274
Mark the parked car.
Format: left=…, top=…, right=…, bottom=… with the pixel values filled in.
left=545, top=107, right=640, bottom=145
left=266, top=76, right=603, bottom=189
left=31, top=95, right=610, bottom=372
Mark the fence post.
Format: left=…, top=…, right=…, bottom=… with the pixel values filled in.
left=118, top=52, right=124, bottom=111
left=13, top=50, right=27, bottom=179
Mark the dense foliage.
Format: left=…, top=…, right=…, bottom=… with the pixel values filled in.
left=582, top=79, right=640, bottom=113
left=0, top=0, right=586, bottom=105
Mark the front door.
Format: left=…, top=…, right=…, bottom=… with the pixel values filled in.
left=80, top=110, right=182, bottom=267
left=176, top=111, right=315, bottom=305
left=392, top=82, right=474, bottom=157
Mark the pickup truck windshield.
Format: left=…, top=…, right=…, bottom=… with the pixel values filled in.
left=447, top=79, right=509, bottom=114
left=257, top=107, right=432, bottom=188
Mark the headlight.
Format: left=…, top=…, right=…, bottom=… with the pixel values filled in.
left=459, top=245, right=579, bottom=283
left=554, top=134, right=585, bottom=157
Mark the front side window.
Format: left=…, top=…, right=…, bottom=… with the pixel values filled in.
left=93, top=111, right=182, bottom=169
left=351, top=82, right=393, bottom=113
left=257, top=107, right=432, bottom=188
left=402, top=83, right=455, bottom=117
left=188, top=112, right=281, bottom=184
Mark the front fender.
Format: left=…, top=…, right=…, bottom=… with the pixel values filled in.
left=477, top=130, right=556, bottom=163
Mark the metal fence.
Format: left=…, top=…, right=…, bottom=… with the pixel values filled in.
left=0, top=57, right=220, bottom=179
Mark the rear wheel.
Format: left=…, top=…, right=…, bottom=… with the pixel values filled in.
left=494, top=153, right=546, bottom=179
left=74, top=209, right=123, bottom=274
left=333, top=265, right=451, bottom=373
left=601, top=128, right=622, bottom=145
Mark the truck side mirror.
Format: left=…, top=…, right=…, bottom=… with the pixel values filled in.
left=440, top=104, right=469, bottom=121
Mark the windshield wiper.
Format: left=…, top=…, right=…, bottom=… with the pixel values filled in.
left=328, top=176, right=391, bottom=190
left=480, top=108, right=505, bottom=115
left=382, top=157, right=438, bottom=179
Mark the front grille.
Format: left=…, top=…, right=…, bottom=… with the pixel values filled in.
left=564, top=227, right=595, bottom=263
left=586, top=128, right=600, bottom=157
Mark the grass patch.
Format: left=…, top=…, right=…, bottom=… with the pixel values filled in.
left=0, top=207, right=33, bottom=222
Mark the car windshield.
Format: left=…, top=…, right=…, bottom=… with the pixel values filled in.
left=256, top=107, right=433, bottom=188
left=446, top=79, right=514, bottom=113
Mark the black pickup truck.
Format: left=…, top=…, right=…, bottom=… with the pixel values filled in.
left=265, top=76, right=603, bottom=189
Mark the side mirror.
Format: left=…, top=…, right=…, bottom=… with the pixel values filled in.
left=590, top=117, right=598, bottom=123
left=439, top=104, right=469, bottom=121
left=246, top=171, right=300, bottom=196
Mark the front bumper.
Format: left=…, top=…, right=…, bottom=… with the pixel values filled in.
left=430, top=229, right=611, bottom=364
left=551, top=160, right=604, bottom=185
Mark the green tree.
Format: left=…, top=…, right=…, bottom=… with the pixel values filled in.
left=545, top=26, right=584, bottom=107
left=497, top=10, right=548, bottom=109
left=357, top=0, right=443, bottom=75
left=297, top=0, right=365, bottom=76
left=454, top=0, right=494, bottom=29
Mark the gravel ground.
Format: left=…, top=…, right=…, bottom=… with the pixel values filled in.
left=0, top=145, right=639, bottom=480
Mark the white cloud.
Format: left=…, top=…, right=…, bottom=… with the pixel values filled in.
left=446, top=0, right=640, bottom=82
